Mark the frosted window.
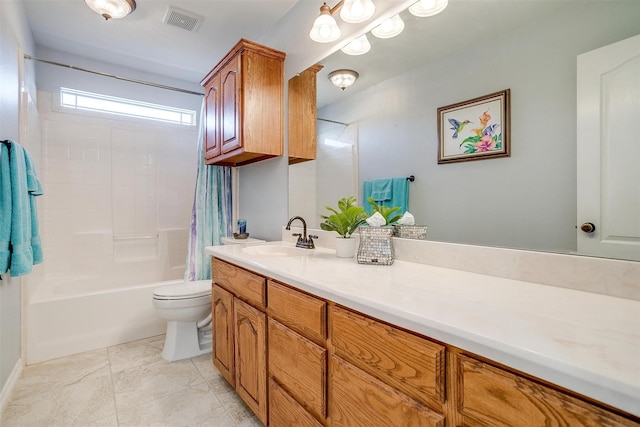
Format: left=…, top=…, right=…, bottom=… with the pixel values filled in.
left=60, top=87, right=196, bottom=126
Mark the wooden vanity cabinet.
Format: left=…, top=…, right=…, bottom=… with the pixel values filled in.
left=288, top=64, right=323, bottom=165
left=267, top=280, right=328, bottom=426
left=210, top=259, right=640, bottom=427
left=211, top=258, right=267, bottom=425
left=201, top=39, right=285, bottom=167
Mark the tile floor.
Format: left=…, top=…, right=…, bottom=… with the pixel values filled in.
left=1, top=335, right=262, bottom=427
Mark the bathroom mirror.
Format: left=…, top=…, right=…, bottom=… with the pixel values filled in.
left=288, top=0, right=640, bottom=261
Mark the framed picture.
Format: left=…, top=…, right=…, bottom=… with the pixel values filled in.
left=437, top=89, right=510, bottom=164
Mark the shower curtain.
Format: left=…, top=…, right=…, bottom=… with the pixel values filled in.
left=185, top=100, right=232, bottom=281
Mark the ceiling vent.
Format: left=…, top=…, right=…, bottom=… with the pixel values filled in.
left=163, top=6, right=203, bottom=32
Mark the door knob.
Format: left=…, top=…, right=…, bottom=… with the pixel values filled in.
left=580, top=222, right=596, bottom=233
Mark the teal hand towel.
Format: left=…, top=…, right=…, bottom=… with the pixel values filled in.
left=363, top=177, right=409, bottom=216
left=0, top=143, right=11, bottom=273
left=369, top=178, right=392, bottom=202
left=24, top=148, right=43, bottom=264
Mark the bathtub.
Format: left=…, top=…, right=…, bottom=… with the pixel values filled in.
left=25, top=277, right=184, bottom=365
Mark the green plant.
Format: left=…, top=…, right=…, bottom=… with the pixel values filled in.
left=320, top=196, right=368, bottom=238
left=367, top=197, right=402, bottom=225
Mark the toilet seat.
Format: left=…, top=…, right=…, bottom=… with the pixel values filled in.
left=153, top=280, right=211, bottom=300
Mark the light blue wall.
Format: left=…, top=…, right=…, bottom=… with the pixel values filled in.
left=317, top=2, right=640, bottom=253
left=0, top=0, right=35, bottom=398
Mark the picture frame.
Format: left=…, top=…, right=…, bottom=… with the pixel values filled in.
left=437, top=89, right=510, bottom=164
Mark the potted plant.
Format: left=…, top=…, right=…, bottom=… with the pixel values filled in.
left=320, top=196, right=368, bottom=257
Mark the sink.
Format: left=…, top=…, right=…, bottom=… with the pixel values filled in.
left=241, top=244, right=314, bottom=257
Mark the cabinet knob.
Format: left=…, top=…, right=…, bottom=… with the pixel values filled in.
left=580, top=222, right=596, bottom=233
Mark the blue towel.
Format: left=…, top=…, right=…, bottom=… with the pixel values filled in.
left=0, top=141, right=44, bottom=276
left=363, top=177, right=409, bottom=216
left=0, top=143, right=11, bottom=272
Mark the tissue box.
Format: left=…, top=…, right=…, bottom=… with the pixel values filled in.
left=392, top=225, right=428, bottom=240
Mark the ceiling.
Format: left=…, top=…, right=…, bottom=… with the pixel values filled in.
left=21, top=0, right=302, bottom=84
left=21, top=0, right=581, bottom=103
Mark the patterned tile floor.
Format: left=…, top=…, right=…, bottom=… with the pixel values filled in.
left=1, top=335, right=262, bottom=427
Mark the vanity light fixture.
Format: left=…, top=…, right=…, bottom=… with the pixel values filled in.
left=84, top=0, right=136, bottom=20
left=310, top=2, right=342, bottom=43
left=310, top=0, right=376, bottom=43
left=408, top=0, right=448, bottom=17
left=371, top=14, right=405, bottom=39
left=328, top=69, right=359, bottom=90
left=341, top=34, right=371, bottom=55
left=340, top=0, right=376, bottom=24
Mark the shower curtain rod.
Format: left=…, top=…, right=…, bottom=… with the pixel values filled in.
left=23, top=54, right=204, bottom=97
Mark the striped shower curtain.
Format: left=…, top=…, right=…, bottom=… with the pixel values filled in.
left=185, top=100, right=232, bottom=281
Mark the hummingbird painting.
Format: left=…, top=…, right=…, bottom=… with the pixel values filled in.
left=448, top=118, right=472, bottom=139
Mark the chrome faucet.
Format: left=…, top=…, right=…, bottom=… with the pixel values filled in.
left=285, top=216, right=317, bottom=249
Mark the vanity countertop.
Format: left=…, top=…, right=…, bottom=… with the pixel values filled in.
left=205, top=242, right=640, bottom=417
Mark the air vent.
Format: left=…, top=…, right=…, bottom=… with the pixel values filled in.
left=163, top=6, right=203, bottom=32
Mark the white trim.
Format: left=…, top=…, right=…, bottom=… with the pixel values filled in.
left=0, top=358, right=23, bottom=419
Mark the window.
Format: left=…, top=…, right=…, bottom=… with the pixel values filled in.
left=60, top=88, right=196, bottom=126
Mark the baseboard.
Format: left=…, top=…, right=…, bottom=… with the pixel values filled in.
left=0, top=358, right=23, bottom=419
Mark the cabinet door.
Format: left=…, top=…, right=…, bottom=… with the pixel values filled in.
left=220, top=55, right=241, bottom=154
left=458, top=355, right=638, bottom=427
left=330, top=355, right=444, bottom=427
left=212, top=285, right=234, bottom=387
left=234, top=299, right=267, bottom=425
left=204, top=74, right=220, bottom=160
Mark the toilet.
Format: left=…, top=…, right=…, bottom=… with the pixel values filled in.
left=152, top=280, right=212, bottom=361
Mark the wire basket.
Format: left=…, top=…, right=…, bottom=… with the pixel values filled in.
left=357, top=226, right=394, bottom=265
left=392, top=225, right=428, bottom=240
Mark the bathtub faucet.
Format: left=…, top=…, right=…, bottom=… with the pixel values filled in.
left=285, top=216, right=317, bottom=249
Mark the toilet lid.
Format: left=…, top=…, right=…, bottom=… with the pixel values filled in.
left=153, top=280, right=211, bottom=300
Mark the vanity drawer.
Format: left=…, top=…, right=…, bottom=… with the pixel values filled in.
left=211, top=258, right=266, bottom=309
left=330, top=355, right=444, bottom=427
left=268, top=318, right=327, bottom=420
left=458, top=355, right=638, bottom=427
left=269, top=379, right=324, bottom=427
left=329, top=305, right=445, bottom=411
left=268, top=280, right=326, bottom=343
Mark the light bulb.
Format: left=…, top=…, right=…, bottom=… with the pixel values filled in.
left=371, top=14, right=404, bottom=39
left=341, top=34, right=371, bottom=56
left=409, top=0, right=448, bottom=17
left=340, top=0, right=376, bottom=24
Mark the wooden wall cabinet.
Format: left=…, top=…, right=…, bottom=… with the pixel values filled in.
left=211, top=258, right=267, bottom=424
left=288, top=64, right=323, bottom=165
left=201, top=39, right=285, bottom=167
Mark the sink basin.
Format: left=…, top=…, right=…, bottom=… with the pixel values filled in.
left=241, top=244, right=314, bottom=257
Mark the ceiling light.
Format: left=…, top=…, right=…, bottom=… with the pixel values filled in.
left=310, top=3, right=342, bottom=43
left=371, top=14, right=405, bottom=39
left=340, top=0, right=376, bottom=24
left=409, top=0, right=448, bottom=17
left=328, top=69, right=359, bottom=90
left=84, top=0, right=136, bottom=20
left=341, top=34, right=371, bottom=56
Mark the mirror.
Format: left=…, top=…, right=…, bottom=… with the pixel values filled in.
left=289, top=0, right=640, bottom=260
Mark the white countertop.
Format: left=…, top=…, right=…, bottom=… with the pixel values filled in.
left=205, top=242, right=640, bottom=417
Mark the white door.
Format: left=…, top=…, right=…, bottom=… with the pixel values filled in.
left=577, top=34, right=640, bottom=262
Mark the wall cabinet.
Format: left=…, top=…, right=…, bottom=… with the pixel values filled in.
left=288, top=64, right=323, bottom=165
left=211, top=258, right=267, bottom=424
left=201, top=39, right=285, bottom=166
left=210, top=258, right=640, bottom=427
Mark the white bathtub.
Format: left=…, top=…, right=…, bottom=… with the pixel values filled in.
left=25, top=277, right=183, bottom=364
